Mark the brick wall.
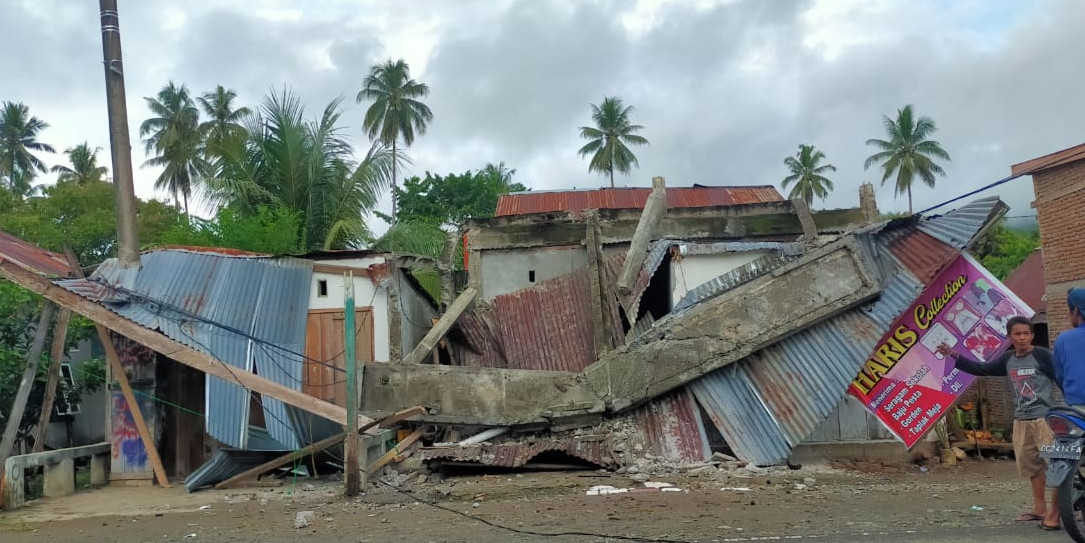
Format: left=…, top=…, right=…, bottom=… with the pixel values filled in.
left=1032, top=160, right=1085, bottom=342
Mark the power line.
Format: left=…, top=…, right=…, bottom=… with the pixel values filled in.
left=917, top=173, right=1021, bottom=215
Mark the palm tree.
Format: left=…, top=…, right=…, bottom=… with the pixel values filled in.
left=356, top=59, right=433, bottom=222
left=864, top=104, right=951, bottom=214
left=0, top=101, right=55, bottom=196
left=140, top=81, right=204, bottom=214
left=197, top=85, right=250, bottom=162
left=480, top=161, right=516, bottom=186
left=781, top=144, right=836, bottom=205
left=50, top=142, right=108, bottom=184
left=206, top=89, right=398, bottom=250
left=578, top=96, right=649, bottom=188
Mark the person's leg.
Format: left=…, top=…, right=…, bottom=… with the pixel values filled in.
left=1014, top=419, right=1047, bottom=520
left=1033, top=419, right=1061, bottom=530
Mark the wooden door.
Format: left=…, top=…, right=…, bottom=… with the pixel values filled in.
left=304, top=308, right=374, bottom=407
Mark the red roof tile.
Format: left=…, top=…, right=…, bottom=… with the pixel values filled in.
left=496, top=185, right=784, bottom=217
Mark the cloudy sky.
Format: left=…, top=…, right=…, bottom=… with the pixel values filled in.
left=3, top=0, right=1084, bottom=226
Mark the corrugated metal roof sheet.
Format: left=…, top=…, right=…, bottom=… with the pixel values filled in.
left=495, top=186, right=784, bottom=217
left=917, top=196, right=1006, bottom=249
left=630, top=388, right=710, bottom=462
left=492, top=269, right=596, bottom=371
left=880, top=228, right=960, bottom=285
left=0, top=229, right=71, bottom=277
left=57, top=249, right=314, bottom=449
left=690, top=273, right=921, bottom=466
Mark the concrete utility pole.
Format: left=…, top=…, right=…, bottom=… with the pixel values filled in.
left=99, top=0, right=140, bottom=269
left=344, top=272, right=360, bottom=496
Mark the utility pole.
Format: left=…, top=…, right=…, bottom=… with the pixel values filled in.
left=343, top=271, right=360, bottom=496
left=99, top=0, right=140, bottom=270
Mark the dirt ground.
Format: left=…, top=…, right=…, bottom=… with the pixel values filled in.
left=0, top=457, right=1069, bottom=542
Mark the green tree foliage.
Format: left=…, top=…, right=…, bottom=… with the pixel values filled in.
left=158, top=205, right=303, bottom=255
left=393, top=166, right=527, bottom=229
left=781, top=144, right=836, bottom=205
left=578, top=96, right=649, bottom=187
left=140, top=81, right=205, bottom=215
left=50, top=142, right=108, bottom=185
left=197, top=85, right=250, bottom=169
left=0, top=101, right=55, bottom=197
left=357, top=59, right=432, bottom=222
left=206, top=89, right=396, bottom=251
left=970, top=221, right=1040, bottom=280
left=864, top=104, right=951, bottom=214
left=0, top=180, right=189, bottom=265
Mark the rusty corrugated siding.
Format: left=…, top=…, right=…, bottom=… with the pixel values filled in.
left=630, top=388, right=710, bottom=462
left=882, top=228, right=959, bottom=284
left=1003, top=249, right=1045, bottom=315
left=493, top=269, right=596, bottom=371
left=420, top=436, right=619, bottom=468
left=495, top=186, right=784, bottom=217
left=0, top=230, right=70, bottom=276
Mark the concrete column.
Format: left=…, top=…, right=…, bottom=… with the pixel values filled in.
left=43, top=458, right=75, bottom=498
left=859, top=183, right=879, bottom=224
left=90, top=453, right=109, bottom=485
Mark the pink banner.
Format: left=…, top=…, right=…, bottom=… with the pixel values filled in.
left=848, top=254, right=1033, bottom=448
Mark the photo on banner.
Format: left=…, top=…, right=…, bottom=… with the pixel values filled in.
left=848, top=253, right=1033, bottom=448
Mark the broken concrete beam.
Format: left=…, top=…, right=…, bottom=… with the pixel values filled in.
left=791, top=199, right=818, bottom=245
left=618, top=177, right=666, bottom=294
left=584, top=237, right=880, bottom=412
left=361, top=364, right=605, bottom=427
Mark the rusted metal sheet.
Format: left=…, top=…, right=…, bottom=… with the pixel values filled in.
left=881, top=228, right=959, bottom=285
left=421, top=436, right=619, bottom=468
left=492, top=269, right=596, bottom=371
left=0, top=230, right=70, bottom=277
left=630, top=388, right=710, bottom=462
left=495, top=186, right=784, bottom=217
left=1003, top=250, right=1045, bottom=315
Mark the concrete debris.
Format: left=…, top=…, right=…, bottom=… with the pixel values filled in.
left=295, top=511, right=315, bottom=529
left=686, top=466, right=718, bottom=478
left=803, top=477, right=817, bottom=486
left=587, top=485, right=629, bottom=496
left=720, top=487, right=752, bottom=492
left=630, top=473, right=651, bottom=482
left=643, top=481, right=674, bottom=489
left=712, top=452, right=738, bottom=463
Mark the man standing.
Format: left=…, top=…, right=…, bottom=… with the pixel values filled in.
left=1055, top=288, right=1085, bottom=407
left=937, top=316, right=1060, bottom=530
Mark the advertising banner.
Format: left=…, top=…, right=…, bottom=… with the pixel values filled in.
left=848, top=253, right=1033, bottom=448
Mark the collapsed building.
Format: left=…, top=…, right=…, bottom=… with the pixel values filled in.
left=0, top=179, right=1007, bottom=499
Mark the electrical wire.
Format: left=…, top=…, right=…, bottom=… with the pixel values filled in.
left=917, top=173, right=1022, bottom=215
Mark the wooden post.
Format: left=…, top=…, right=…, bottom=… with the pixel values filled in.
left=1, top=302, right=56, bottom=468
left=365, top=428, right=423, bottom=474
left=33, top=308, right=73, bottom=453
left=344, top=271, right=360, bottom=496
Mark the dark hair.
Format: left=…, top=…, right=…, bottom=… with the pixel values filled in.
left=1005, top=316, right=1032, bottom=335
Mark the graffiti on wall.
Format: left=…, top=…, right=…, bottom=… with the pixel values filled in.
left=108, top=332, right=157, bottom=477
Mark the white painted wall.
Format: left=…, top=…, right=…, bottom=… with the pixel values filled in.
left=309, top=257, right=391, bottom=362
left=669, top=251, right=770, bottom=304
left=479, top=245, right=589, bottom=300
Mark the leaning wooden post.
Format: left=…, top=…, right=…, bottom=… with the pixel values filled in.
left=0, top=303, right=57, bottom=467
left=33, top=308, right=73, bottom=453
left=344, top=271, right=360, bottom=496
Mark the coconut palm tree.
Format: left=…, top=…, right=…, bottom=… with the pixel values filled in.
left=864, top=104, right=951, bottom=214
left=197, top=85, right=250, bottom=161
left=356, top=59, right=432, bottom=222
left=578, top=96, right=649, bottom=188
left=207, top=89, right=398, bottom=250
left=0, top=101, right=55, bottom=197
left=781, top=144, right=836, bottom=205
left=140, top=81, right=204, bottom=214
left=50, top=143, right=108, bottom=184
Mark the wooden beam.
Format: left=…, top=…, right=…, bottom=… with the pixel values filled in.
left=312, top=263, right=371, bottom=276
left=33, top=308, right=72, bottom=453
left=0, top=259, right=364, bottom=427
left=99, top=325, right=171, bottom=487
left=401, top=287, right=477, bottom=365
left=0, top=303, right=56, bottom=471
left=365, top=428, right=423, bottom=474
left=215, top=406, right=425, bottom=490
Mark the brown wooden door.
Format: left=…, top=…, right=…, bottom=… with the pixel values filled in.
left=304, top=308, right=374, bottom=407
